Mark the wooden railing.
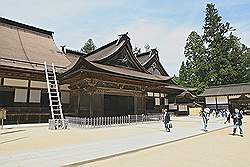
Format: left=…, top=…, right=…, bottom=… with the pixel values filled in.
left=65, top=114, right=163, bottom=129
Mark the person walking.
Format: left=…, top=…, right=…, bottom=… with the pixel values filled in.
left=231, top=108, right=244, bottom=137
left=201, top=107, right=210, bottom=132
left=224, top=109, right=231, bottom=124
left=163, top=110, right=172, bottom=132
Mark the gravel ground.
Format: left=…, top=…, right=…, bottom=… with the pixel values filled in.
left=84, top=116, right=250, bottom=167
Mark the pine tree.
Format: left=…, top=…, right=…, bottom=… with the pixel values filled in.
left=81, top=38, right=96, bottom=54
left=178, top=3, right=249, bottom=93
left=177, top=61, right=189, bottom=86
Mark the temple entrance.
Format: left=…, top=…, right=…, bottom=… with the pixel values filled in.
left=104, top=95, right=134, bottom=116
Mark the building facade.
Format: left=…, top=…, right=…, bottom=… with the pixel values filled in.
left=199, top=83, right=250, bottom=112
left=0, top=17, right=195, bottom=124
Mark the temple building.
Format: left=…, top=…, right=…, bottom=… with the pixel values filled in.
left=0, top=17, right=195, bottom=124
left=199, top=83, right=250, bottom=112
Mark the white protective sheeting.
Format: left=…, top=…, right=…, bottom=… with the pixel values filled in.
left=217, top=96, right=228, bottom=104
left=4, top=78, right=28, bottom=87
left=169, top=103, right=177, bottom=110
left=205, top=97, right=216, bottom=104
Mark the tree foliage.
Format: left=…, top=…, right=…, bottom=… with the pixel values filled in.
left=81, top=38, right=96, bottom=54
left=177, top=3, right=250, bottom=94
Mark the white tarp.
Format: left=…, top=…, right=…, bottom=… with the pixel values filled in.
left=217, top=96, right=228, bottom=104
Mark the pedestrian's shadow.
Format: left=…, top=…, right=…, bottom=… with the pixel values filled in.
left=228, top=133, right=241, bottom=137
left=160, top=130, right=173, bottom=133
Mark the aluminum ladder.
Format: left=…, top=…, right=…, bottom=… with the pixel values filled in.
left=44, top=62, right=67, bottom=129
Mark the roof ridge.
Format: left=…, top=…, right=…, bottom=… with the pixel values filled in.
left=84, top=39, right=118, bottom=58
left=136, top=51, right=151, bottom=57
left=0, top=17, right=54, bottom=37
left=209, top=82, right=250, bottom=88
left=66, top=48, right=86, bottom=57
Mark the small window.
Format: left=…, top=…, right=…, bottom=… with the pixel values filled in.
left=14, top=89, right=27, bottom=102
left=164, top=98, right=168, bottom=105
left=147, top=92, right=154, bottom=97
left=155, top=98, right=160, bottom=105
left=29, top=89, right=41, bottom=103
left=154, top=93, right=160, bottom=97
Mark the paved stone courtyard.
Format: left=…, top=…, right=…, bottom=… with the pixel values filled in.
left=0, top=116, right=246, bottom=167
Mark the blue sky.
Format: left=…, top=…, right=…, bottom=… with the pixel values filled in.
left=1, top=0, right=249, bottom=76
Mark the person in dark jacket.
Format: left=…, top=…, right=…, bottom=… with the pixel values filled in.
left=224, top=109, right=231, bottom=124
left=232, top=108, right=243, bottom=137
left=201, top=108, right=210, bottom=132
left=163, top=110, right=171, bottom=132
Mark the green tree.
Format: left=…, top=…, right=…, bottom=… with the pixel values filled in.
left=81, top=38, right=96, bottom=54
left=246, top=48, right=250, bottom=81
left=178, top=3, right=249, bottom=94
left=177, top=61, right=189, bottom=86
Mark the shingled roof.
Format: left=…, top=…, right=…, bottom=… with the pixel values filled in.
left=62, top=34, right=172, bottom=82
left=136, top=49, right=169, bottom=76
left=85, top=34, right=149, bottom=73
left=0, top=17, right=71, bottom=71
left=92, top=62, right=170, bottom=81
left=199, top=83, right=250, bottom=97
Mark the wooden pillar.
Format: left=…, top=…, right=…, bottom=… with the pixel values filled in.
left=142, top=95, right=146, bottom=115
left=0, top=78, right=4, bottom=85
left=77, top=91, right=81, bottom=116
left=134, top=96, right=137, bottom=114
left=26, top=80, right=31, bottom=103
left=89, top=92, right=94, bottom=117
left=215, top=96, right=218, bottom=111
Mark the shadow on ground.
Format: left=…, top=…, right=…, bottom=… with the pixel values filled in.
left=0, top=137, right=28, bottom=145
left=1, top=129, right=26, bottom=135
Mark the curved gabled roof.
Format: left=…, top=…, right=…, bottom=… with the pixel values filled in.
left=61, top=55, right=171, bottom=82
left=85, top=34, right=149, bottom=73
left=61, top=35, right=171, bottom=82
left=137, top=49, right=169, bottom=76
left=92, top=62, right=170, bottom=81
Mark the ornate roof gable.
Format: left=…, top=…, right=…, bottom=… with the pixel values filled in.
left=86, top=33, right=149, bottom=73
left=137, top=49, right=169, bottom=76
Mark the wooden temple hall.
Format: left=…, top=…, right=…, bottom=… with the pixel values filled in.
left=0, top=17, right=195, bottom=124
